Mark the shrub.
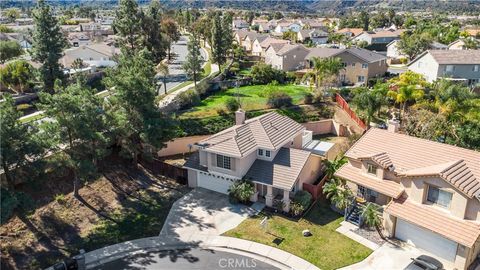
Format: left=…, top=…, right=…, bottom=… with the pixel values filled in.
left=1, top=189, right=32, bottom=224
left=250, top=63, right=289, bottom=85
left=228, top=180, right=255, bottom=204
left=290, top=201, right=305, bottom=216
left=177, top=88, right=200, bottom=110
left=54, top=194, right=66, bottom=204
left=304, top=93, right=314, bottom=104
left=225, top=97, right=240, bottom=112
left=293, top=190, right=312, bottom=209
left=267, top=91, right=293, bottom=108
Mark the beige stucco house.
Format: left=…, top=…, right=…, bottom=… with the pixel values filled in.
left=251, top=37, right=289, bottom=57
left=184, top=111, right=324, bottom=212
left=265, top=43, right=310, bottom=71
left=335, top=125, right=480, bottom=270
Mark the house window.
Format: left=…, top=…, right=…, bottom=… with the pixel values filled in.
left=427, top=185, right=453, bottom=208
left=216, top=154, right=231, bottom=170
left=473, top=65, right=479, bottom=72
left=340, top=74, right=346, bottom=82
left=445, top=65, right=455, bottom=72
left=367, top=163, right=377, bottom=175
left=258, top=149, right=263, bottom=156
left=358, top=76, right=365, bottom=83
left=265, top=150, right=271, bottom=157
left=351, top=63, right=356, bottom=67
left=362, top=63, right=368, bottom=69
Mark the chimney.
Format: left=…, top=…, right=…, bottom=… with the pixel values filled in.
left=387, top=119, right=400, bottom=133
left=235, top=109, right=246, bottom=125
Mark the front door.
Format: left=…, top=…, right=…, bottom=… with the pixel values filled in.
left=256, top=183, right=267, bottom=197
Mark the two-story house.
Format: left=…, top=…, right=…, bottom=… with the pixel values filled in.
left=265, top=43, right=310, bottom=71
left=303, top=47, right=388, bottom=85
left=232, top=19, right=249, bottom=30
left=297, top=29, right=329, bottom=45
left=408, top=50, right=480, bottom=86
left=335, top=125, right=480, bottom=270
left=336, top=28, right=364, bottom=39
left=243, top=32, right=268, bottom=53
left=274, top=22, right=302, bottom=34
left=352, top=29, right=404, bottom=51
left=184, top=111, right=324, bottom=212
left=252, top=37, right=289, bottom=57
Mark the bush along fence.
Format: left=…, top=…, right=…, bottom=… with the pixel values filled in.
left=335, top=93, right=367, bottom=130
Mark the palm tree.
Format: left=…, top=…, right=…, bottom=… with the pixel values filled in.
left=302, top=57, right=344, bottom=97
left=352, top=85, right=388, bottom=127
left=156, top=60, right=169, bottom=95
left=360, top=202, right=385, bottom=239
left=388, top=71, right=426, bottom=120
left=462, top=38, right=479, bottom=50
left=323, top=178, right=353, bottom=210
left=323, top=156, right=347, bottom=180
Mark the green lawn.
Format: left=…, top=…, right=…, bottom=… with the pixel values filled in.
left=223, top=201, right=372, bottom=270
left=180, top=84, right=311, bottom=118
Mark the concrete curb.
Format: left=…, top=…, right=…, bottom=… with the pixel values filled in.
left=73, top=235, right=319, bottom=270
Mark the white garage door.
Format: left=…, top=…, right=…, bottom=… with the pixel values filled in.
left=396, top=219, right=458, bottom=262
left=197, top=172, right=234, bottom=194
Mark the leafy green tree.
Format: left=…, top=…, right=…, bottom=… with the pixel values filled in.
left=360, top=203, right=384, bottom=238
left=193, top=16, right=212, bottom=47
left=0, top=95, right=45, bottom=187
left=448, top=120, right=480, bottom=151
left=352, top=85, right=388, bottom=127
left=370, top=10, right=389, bottom=29
left=359, top=11, right=369, bottom=31
left=303, top=57, right=344, bottom=96
left=0, top=24, right=14, bottom=33
left=31, top=0, right=67, bottom=93
left=105, top=49, right=174, bottom=164
left=328, top=32, right=346, bottom=45
left=0, top=60, right=34, bottom=93
left=323, top=156, right=347, bottom=180
left=387, top=71, right=426, bottom=120
left=141, top=0, right=167, bottom=63
left=183, top=33, right=203, bottom=88
left=161, top=18, right=180, bottom=60
left=228, top=180, right=254, bottom=204
left=397, top=32, right=432, bottom=60
left=0, top=40, right=23, bottom=63
left=113, top=0, right=142, bottom=53
left=462, top=38, right=479, bottom=50
left=222, top=13, right=234, bottom=57
left=4, top=8, right=20, bottom=23
left=39, top=83, right=110, bottom=198
left=323, top=178, right=353, bottom=210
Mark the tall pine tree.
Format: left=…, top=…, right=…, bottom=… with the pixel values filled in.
left=141, top=0, right=167, bottom=63
left=183, top=33, right=203, bottom=87
left=113, top=0, right=142, bottom=54
left=31, top=0, right=67, bottom=93
left=211, top=13, right=226, bottom=71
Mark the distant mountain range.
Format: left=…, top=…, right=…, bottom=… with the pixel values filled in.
left=1, top=0, right=480, bottom=14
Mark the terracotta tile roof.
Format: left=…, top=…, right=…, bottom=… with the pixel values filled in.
left=346, top=128, right=480, bottom=200
left=276, top=44, right=308, bottom=56
left=260, top=37, right=289, bottom=48
left=385, top=197, right=480, bottom=247
left=244, top=147, right=311, bottom=190
left=335, top=164, right=403, bottom=198
left=201, top=112, right=305, bottom=158
left=337, top=28, right=364, bottom=37
left=358, top=152, right=393, bottom=169
left=364, top=29, right=404, bottom=38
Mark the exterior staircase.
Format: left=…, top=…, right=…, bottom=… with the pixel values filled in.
left=346, top=205, right=361, bottom=226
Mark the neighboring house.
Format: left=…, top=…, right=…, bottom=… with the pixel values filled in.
left=297, top=18, right=328, bottom=30
left=448, top=39, right=480, bottom=50
left=258, top=20, right=277, bottom=33
left=252, top=37, right=289, bottom=57
left=68, top=32, right=91, bottom=47
left=265, top=43, right=310, bottom=71
left=0, top=32, right=31, bottom=49
left=232, top=19, right=249, bottom=30
left=14, top=18, right=33, bottom=26
left=337, top=28, right=364, bottom=38
left=274, top=22, right=302, bottom=34
left=95, top=16, right=115, bottom=25
left=386, top=40, right=447, bottom=60
left=183, top=111, right=324, bottom=212
left=234, top=30, right=250, bottom=46
left=60, top=43, right=119, bottom=70
left=80, top=22, right=101, bottom=32
left=297, top=29, right=329, bottom=45
left=303, top=47, right=388, bottom=85
left=408, top=50, right=480, bottom=85
left=243, top=32, right=267, bottom=52
left=335, top=126, right=480, bottom=270
left=352, top=29, right=404, bottom=50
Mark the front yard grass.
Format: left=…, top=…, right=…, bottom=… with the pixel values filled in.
left=223, top=201, right=372, bottom=270
left=180, top=84, right=311, bottom=118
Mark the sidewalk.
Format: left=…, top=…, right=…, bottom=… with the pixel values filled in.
left=62, top=235, right=319, bottom=270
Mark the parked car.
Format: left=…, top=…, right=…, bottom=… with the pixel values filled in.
left=404, top=255, right=443, bottom=270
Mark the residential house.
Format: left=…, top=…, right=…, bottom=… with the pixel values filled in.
left=258, top=20, right=276, bottom=33
left=183, top=111, right=324, bottom=212
left=386, top=40, right=447, bottom=60
left=448, top=39, right=480, bottom=50
left=408, top=50, right=480, bottom=86
left=232, top=19, right=249, bottom=30
left=252, top=37, right=289, bottom=57
left=61, top=43, right=119, bottom=71
left=337, top=28, right=364, bottom=38
left=274, top=22, right=302, bottom=34
left=243, top=32, right=268, bottom=52
left=0, top=32, right=31, bottom=49
left=68, top=32, right=91, bottom=47
left=335, top=126, right=480, bottom=270
left=234, top=30, right=250, bottom=47
left=303, top=47, right=387, bottom=85
left=265, top=43, right=310, bottom=71
left=352, top=29, right=404, bottom=50
left=297, top=29, right=329, bottom=45
left=297, top=18, right=328, bottom=31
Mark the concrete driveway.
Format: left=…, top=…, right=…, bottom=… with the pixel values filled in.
left=339, top=241, right=454, bottom=270
left=160, top=188, right=264, bottom=242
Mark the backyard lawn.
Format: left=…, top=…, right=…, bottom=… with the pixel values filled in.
left=179, top=84, right=311, bottom=118
left=223, top=201, right=372, bottom=270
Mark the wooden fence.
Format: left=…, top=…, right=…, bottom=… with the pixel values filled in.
left=139, top=158, right=188, bottom=185
left=303, top=174, right=328, bottom=200
left=335, top=93, right=367, bottom=130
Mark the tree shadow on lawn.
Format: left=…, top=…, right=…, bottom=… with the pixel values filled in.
left=302, top=201, right=341, bottom=227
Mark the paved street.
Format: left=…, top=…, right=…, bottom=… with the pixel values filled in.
left=158, top=35, right=208, bottom=94
left=91, top=248, right=279, bottom=270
